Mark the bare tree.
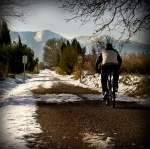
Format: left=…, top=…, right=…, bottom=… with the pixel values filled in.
left=58, top=0, right=150, bottom=41
left=43, top=38, right=66, bottom=67
left=0, top=0, right=36, bottom=22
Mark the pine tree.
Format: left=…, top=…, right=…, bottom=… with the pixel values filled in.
left=58, top=39, right=85, bottom=75
left=18, top=35, right=22, bottom=48
left=0, top=21, right=11, bottom=45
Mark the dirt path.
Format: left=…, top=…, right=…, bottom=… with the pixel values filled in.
left=29, top=99, right=150, bottom=149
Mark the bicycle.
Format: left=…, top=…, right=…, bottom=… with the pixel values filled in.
left=105, top=69, right=116, bottom=108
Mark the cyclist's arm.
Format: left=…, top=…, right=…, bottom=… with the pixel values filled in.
left=95, top=54, right=102, bottom=71
left=117, top=54, right=122, bottom=67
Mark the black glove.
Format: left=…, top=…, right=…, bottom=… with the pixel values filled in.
left=96, top=68, right=101, bottom=74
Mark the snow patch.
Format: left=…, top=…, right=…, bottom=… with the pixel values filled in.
left=34, top=31, right=43, bottom=41
left=39, top=94, right=83, bottom=103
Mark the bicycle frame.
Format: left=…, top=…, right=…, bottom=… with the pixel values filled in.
left=106, top=70, right=116, bottom=108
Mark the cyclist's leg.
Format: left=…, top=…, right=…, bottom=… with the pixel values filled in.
left=101, top=67, right=108, bottom=95
left=113, top=66, right=119, bottom=91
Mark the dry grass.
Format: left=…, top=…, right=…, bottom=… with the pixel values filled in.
left=120, top=53, right=150, bottom=74
left=83, top=61, right=96, bottom=73
left=32, top=82, right=100, bottom=95
left=51, top=67, right=67, bottom=75
left=72, top=65, right=81, bottom=80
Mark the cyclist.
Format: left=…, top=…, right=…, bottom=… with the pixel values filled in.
left=95, top=43, right=122, bottom=100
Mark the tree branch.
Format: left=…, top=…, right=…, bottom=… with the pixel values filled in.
left=58, top=0, right=150, bottom=41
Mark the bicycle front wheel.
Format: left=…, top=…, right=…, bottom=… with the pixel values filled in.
left=106, top=81, right=115, bottom=108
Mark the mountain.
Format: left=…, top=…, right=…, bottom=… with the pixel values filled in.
left=10, top=30, right=150, bottom=62
left=76, top=36, right=150, bottom=54
left=10, top=30, right=66, bottom=61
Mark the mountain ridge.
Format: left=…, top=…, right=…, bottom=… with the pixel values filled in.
left=10, top=30, right=66, bottom=61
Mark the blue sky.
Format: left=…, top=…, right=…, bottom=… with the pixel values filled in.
left=9, top=2, right=95, bottom=39
left=8, top=1, right=150, bottom=45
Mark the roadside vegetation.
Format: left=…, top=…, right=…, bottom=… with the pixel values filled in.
left=120, top=53, right=150, bottom=75
left=43, top=38, right=86, bottom=75
left=0, top=21, right=38, bottom=80
left=118, top=53, right=150, bottom=98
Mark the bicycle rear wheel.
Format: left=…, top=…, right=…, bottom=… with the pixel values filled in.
left=106, top=80, right=110, bottom=106
left=106, top=80, right=113, bottom=106
left=109, top=89, right=113, bottom=107
left=112, top=86, right=116, bottom=108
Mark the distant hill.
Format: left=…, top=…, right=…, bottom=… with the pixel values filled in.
left=10, top=30, right=150, bottom=62
left=122, top=40, right=150, bottom=54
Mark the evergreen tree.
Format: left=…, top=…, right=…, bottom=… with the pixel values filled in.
left=0, top=21, right=11, bottom=76
left=8, top=43, right=38, bottom=73
left=0, top=21, right=11, bottom=45
left=0, top=21, right=37, bottom=76
left=58, top=39, right=86, bottom=75
left=71, top=38, right=86, bottom=55
left=60, top=42, right=67, bottom=53
left=18, top=35, right=22, bottom=48
left=0, top=44, right=11, bottom=77
left=59, top=45, right=78, bottom=74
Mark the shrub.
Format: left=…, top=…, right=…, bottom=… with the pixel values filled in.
left=83, top=61, right=96, bottom=73
left=72, top=65, right=81, bottom=80
left=120, top=53, right=150, bottom=74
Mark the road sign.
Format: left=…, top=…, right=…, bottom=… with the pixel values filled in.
left=22, top=55, right=27, bottom=64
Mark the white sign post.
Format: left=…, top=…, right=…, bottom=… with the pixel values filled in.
left=22, top=55, right=27, bottom=83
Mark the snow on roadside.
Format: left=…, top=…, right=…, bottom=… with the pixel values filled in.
left=0, top=69, right=149, bottom=149
left=0, top=76, right=42, bottom=149
left=0, top=69, right=56, bottom=148
left=0, top=92, right=41, bottom=149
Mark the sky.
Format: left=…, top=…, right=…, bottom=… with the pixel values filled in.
left=0, top=69, right=149, bottom=149
left=8, top=1, right=95, bottom=39
left=7, top=1, right=150, bottom=44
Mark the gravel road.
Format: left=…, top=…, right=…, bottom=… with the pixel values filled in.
left=30, top=99, right=150, bottom=149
